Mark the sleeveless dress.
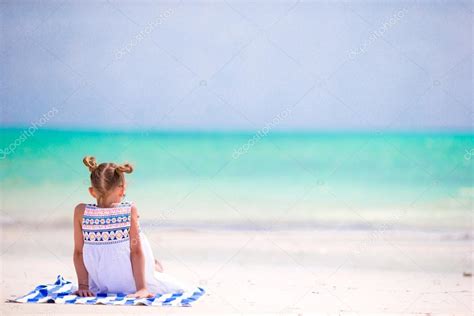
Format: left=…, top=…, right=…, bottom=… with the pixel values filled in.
left=81, top=202, right=188, bottom=294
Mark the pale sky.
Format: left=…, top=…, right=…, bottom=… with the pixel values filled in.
left=1, top=0, right=472, bottom=131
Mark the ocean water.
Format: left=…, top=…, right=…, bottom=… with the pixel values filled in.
left=0, top=128, right=472, bottom=230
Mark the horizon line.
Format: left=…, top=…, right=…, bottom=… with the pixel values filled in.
left=1, top=125, right=473, bottom=136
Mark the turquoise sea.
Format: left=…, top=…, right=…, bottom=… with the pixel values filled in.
left=0, top=128, right=472, bottom=231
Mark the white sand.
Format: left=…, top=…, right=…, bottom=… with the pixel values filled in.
left=1, top=226, right=472, bottom=315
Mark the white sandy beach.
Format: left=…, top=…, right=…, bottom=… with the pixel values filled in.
left=1, top=225, right=472, bottom=315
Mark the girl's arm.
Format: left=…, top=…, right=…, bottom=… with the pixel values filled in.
left=129, top=205, right=153, bottom=298
left=72, top=204, right=94, bottom=297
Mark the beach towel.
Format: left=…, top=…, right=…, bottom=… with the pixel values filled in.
left=8, top=275, right=205, bottom=307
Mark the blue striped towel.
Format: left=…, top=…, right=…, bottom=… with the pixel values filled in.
left=9, top=275, right=205, bottom=307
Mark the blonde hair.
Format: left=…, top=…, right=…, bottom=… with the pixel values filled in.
left=83, top=156, right=133, bottom=204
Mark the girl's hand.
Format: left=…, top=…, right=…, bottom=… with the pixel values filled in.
left=73, top=285, right=95, bottom=297
left=127, top=288, right=154, bottom=299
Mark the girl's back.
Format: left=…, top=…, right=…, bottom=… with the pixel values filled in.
left=81, top=202, right=136, bottom=293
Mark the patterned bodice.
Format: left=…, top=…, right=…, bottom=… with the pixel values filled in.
left=82, top=202, right=132, bottom=245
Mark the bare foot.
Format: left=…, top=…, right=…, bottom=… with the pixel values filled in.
left=154, top=259, right=163, bottom=272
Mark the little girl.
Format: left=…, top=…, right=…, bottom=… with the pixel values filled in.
left=73, top=156, right=188, bottom=298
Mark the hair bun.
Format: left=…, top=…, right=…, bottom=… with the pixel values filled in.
left=83, top=156, right=98, bottom=172
left=116, top=163, right=133, bottom=174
